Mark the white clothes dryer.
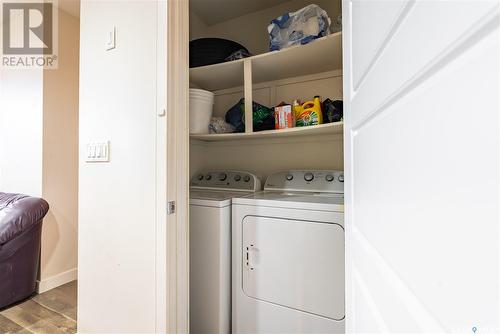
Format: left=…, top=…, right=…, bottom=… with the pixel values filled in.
left=190, top=171, right=261, bottom=334
left=232, top=170, right=345, bottom=334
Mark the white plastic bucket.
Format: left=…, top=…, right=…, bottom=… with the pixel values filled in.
left=190, top=88, right=215, bottom=134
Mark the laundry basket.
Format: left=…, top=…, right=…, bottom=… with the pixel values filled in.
left=190, top=89, right=215, bottom=134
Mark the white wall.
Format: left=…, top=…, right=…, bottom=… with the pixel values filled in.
left=0, top=2, right=44, bottom=196
left=0, top=69, right=44, bottom=197
left=190, top=0, right=341, bottom=55
left=78, top=1, right=159, bottom=332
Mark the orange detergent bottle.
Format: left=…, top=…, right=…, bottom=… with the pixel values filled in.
left=294, top=96, right=323, bottom=126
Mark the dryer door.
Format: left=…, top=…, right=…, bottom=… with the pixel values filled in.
left=242, top=216, right=345, bottom=320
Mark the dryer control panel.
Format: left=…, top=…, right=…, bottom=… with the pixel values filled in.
left=190, top=171, right=261, bottom=192
left=265, top=170, right=344, bottom=193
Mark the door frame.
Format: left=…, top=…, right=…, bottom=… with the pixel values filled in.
left=164, top=0, right=190, bottom=333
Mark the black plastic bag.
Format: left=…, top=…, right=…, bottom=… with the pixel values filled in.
left=225, top=98, right=275, bottom=132
left=322, top=99, right=343, bottom=123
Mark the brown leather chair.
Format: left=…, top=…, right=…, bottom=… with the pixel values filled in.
left=0, top=193, right=49, bottom=309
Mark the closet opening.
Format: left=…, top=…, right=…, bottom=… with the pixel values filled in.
left=187, top=1, right=344, bottom=333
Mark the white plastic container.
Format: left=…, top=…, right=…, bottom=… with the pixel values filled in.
left=190, top=88, right=215, bottom=134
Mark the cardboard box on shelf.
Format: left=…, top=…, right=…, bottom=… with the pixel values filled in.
left=274, top=105, right=295, bottom=129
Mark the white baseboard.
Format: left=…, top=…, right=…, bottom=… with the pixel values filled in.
left=37, top=268, right=77, bottom=293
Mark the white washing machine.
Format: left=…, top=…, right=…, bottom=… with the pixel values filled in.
left=232, top=170, right=345, bottom=334
left=190, top=171, right=261, bottom=334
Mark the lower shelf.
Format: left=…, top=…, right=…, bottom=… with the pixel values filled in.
left=190, top=122, right=343, bottom=142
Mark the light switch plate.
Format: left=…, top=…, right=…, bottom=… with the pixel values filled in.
left=105, top=27, right=116, bottom=51
left=86, top=141, right=110, bottom=162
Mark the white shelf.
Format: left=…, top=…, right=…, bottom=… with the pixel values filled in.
left=252, top=33, right=342, bottom=85
left=190, top=122, right=343, bottom=142
left=190, top=59, right=244, bottom=91
left=189, top=32, right=342, bottom=91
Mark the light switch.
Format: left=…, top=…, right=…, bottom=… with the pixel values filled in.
left=86, top=142, right=110, bottom=162
left=105, top=27, right=116, bottom=51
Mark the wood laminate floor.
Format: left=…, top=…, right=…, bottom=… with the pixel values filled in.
left=0, top=281, right=77, bottom=334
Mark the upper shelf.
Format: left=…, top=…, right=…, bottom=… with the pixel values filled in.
left=251, top=32, right=343, bottom=85
left=190, top=122, right=343, bottom=142
left=189, top=59, right=245, bottom=92
left=189, top=32, right=342, bottom=91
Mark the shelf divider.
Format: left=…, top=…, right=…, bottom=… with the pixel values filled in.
left=244, top=59, right=253, bottom=133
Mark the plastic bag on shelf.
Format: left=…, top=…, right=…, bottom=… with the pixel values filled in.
left=225, top=98, right=275, bottom=133
left=224, top=49, right=251, bottom=62
left=322, top=99, right=343, bottom=123
left=268, top=4, right=331, bottom=51
left=332, top=14, right=342, bottom=33
left=208, top=117, right=236, bottom=134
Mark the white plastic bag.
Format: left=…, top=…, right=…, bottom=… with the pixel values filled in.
left=209, top=117, right=236, bottom=134
left=268, top=4, right=331, bottom=51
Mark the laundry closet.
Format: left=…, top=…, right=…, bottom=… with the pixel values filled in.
left=187, top=1, right=345, bottom=333
left=189, top=0, right=343, bottom=177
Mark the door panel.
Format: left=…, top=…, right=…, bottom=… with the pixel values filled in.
left=344, top=0, right=500, bottom=333
left=242, top=216, right=345, bottom=320
left=352, top=0, right=408, bottom=89
left=350, top=0, right=498, bottom=126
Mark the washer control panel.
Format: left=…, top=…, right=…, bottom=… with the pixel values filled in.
left=190, top=171, right=261, bottom=192
left=265, top=170, right=344, bottom=193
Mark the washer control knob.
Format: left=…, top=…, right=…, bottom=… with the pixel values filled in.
left=286, top=174, right=294, bottom=181
left=326, top=174, right=334, bottom=182
left=243, top=175, right=251, bottom=183
left=219, top=173, right=227, bottom=181
left=234, top=175, right=242, bottom=182
left=205, top=174, right=212, bottom=181
left=197, top=174, right=204, bottom=181
left=338, top=174, right=345, bottom=183
left=304, top=172, right=315, bottom=182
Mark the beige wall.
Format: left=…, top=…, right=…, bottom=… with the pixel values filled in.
left=190, top=0, right=341, bottom=55
left=190, top=134, right=343, bottom=182
left=40, top=9, right=80, bottom=290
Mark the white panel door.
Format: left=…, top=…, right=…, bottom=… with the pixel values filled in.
left=343, top=1, right=500, bottom=333
left=242, top=216, right=345, bottom=320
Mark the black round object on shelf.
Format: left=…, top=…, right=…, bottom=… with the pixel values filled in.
left=190, top=38, right=250, bottom=68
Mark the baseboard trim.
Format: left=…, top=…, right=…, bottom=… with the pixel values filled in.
left=37, top=268, right=77, bottom=293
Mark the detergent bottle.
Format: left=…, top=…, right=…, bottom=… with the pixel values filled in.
left=293, top=100, right=303, bottom=122
left=295, top=96, right=323, bottom=127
